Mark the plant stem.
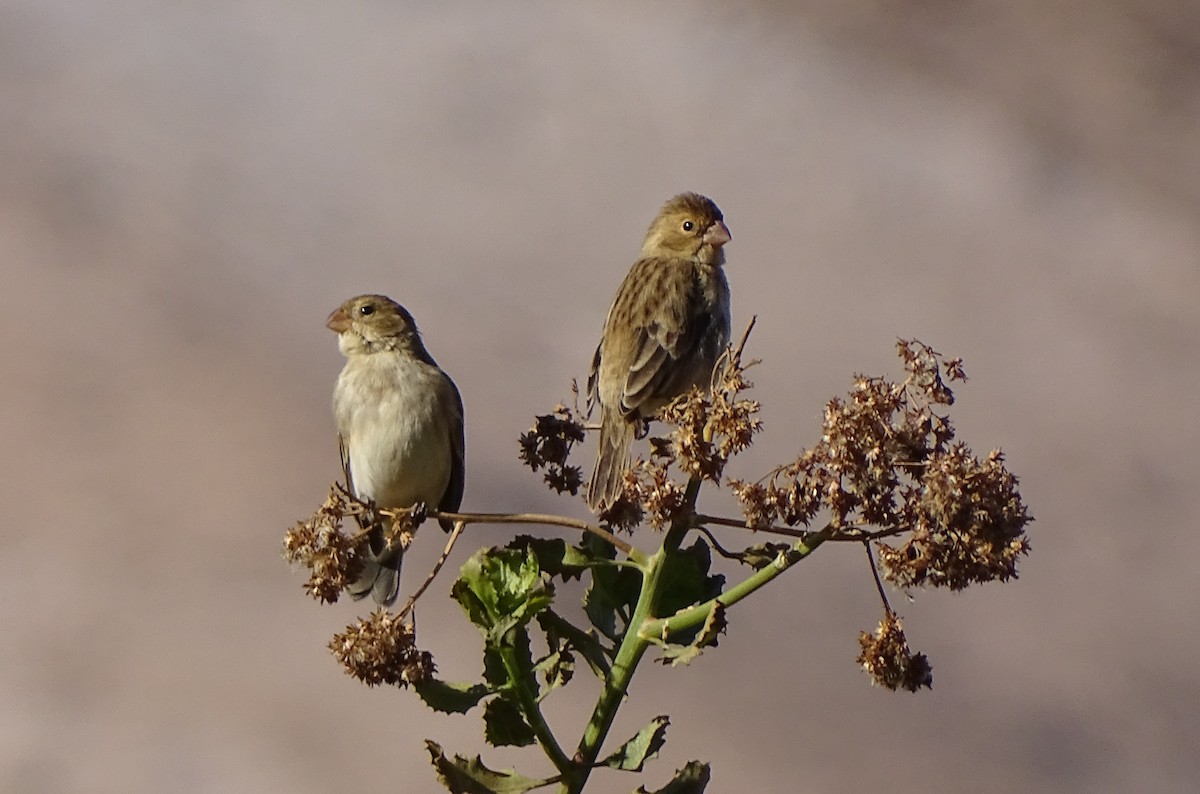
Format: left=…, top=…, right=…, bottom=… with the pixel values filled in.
left=564, top=477, right=703, bottom=793
left=499, top=632, right=573, bottom=775
left=643, top=527, right=831, bottom=640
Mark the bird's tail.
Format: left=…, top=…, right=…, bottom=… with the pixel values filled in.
left=588, top=413, right=633, bottom=511
left=347, top=527, right=402, bottom=606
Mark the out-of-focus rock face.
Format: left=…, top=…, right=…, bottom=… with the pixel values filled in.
left=2, top=2, right=1197, bottom=792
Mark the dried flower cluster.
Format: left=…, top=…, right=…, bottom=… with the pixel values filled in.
left=856, top=613, right=933, bottom=692
left=655, top=345, right=763, bottom=484
left=875, top=447, right=1030, bottom=590
left=281, top=485, right=365, bottom=603
left=329, top=608, right=434, bottom=687
left=518, top=404, right=586, bottom=495
left=283, top=485, right=438, bottom=686
left=283, top=484, right=429, bottom=605
left=611, top=460, right=688, bottom=531
left=729, top=340, right=1031, bottom=588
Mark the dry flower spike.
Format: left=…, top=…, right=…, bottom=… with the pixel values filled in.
left=282, top=485, right=367, bottom=604
left=518, top=404, right=586, bottom=495
left=726, top=339, right=1030, bottom=589
left=857, top=613, right=933, bottom=692
left=329, top=608, right=434, bottom=687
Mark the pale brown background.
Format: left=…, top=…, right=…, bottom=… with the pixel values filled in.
left=4, top=2, right=1199, bottom=792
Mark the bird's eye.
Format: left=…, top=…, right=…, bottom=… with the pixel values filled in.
left=682, top=220, right=694, bottom=232
left=359, top=304, right=375, bottom=316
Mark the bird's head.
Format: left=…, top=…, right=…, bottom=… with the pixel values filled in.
left=327, top=294, right=420, bottom=356
left=640, top=192, right=730, bottom=265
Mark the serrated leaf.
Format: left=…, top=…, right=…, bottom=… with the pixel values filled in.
left=414, top=679, right=493, bottom=714
left=483, top=697, right=537, bottom=747
left=659, top=603, right=727, bottom=667
left=537, top=610, right=612, bottom=678
left=426, top=740, right=556, bottom=793
left=600, top=715, right=669, bottom=772
left=584, top=556, right=642, bottom=640
left=453, top=548, right=555, bottom=643
left=635, top=761, right=711, bottom=794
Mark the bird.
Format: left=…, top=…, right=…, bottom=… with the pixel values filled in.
left=586, top=192, right=732, bottom=511
left=327, top=294, right=465, bottom=605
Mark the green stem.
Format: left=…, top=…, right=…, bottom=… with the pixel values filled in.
left=564, top=477, right=703, bottom=793
left=499, top=633, right=572, bottom=775
left=643, top=527, right=831, bottom=640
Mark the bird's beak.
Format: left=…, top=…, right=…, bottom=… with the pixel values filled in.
left=703, top=221, right=731, bottom=248
left=326, top=307, right=352, bottom=333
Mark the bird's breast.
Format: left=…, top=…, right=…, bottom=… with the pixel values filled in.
left=333, top=354, right=455, bottom=509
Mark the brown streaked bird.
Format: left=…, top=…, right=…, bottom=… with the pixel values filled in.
left=586, top=192, right=732, bottom=511
left=327, top=294, right=465, bottom=605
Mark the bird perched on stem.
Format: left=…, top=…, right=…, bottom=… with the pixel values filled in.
left=587, top=192, right=732, bottom=511
left=327, top=294, right=465, bottom=605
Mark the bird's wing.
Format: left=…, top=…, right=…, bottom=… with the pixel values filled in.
left=338, top=434, right=355, bottom=494
left=615, top=257, right=707, bottom=417
left=586, top=341, right=602, bottom=419
left=438, top=373, right=466, bottom=532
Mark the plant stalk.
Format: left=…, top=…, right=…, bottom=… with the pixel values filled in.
left=563, top=477, right=703, bottom=793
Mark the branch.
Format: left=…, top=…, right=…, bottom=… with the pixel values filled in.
left=430, top=510, right=644, bottom=564
left=692, top=513, right=910, bottom=543
left=715, top=316, right=759, bottom=387
left=396, top=521, right=465, bottom=620
left=359, top=502, right=645, bottom=565
left=568, top=474, right=703, bottom=792
left=643, top=526, right=833, bottom=641
left=692, top=513, right=811, bottom=540
left=863, top=541, right=894, bottom=616
left=499, top=635, right=573, bottom=775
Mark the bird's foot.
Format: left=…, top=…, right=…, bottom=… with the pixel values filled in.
left=408, top=501, right=429, bottom=526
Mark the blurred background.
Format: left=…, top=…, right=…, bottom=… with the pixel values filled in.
left=3, top=1, right=1199, bottom=792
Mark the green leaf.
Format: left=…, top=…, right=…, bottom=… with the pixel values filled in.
left=506, top=535, right=593, bottom=581
left=414, top=679, right=493, bottom=714
left=453, top=547, right=555, bottom=643
left=659, top=603, right=727, bottom=667
left=482, top=646, right=508, bottom=689
left=483, top=697, right=537, bottom=748
left=600, top=715, right=669, bottom=772
left=426, top=740, right=557, bottom=793
left=583, top=538, right=642, bottom=640
left=655, top=541, right=724, bottom=645
left=635, top=761, right=711, bottom=794
left=537, top=610, right=612, bottom=678
left=483, top=627, right=536, bottom=692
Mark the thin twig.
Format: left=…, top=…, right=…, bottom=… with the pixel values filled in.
left=733, top=316, right=758, bottom=360
left=397, top=521, right=466, bottom=620
left=693, top=513, right=811, bottom=540
left=710, top=316, right=759, bottom=393
left=431, top=510, right=638, bottom=559
left=694, top=525, right=742, bottom=560
left=863, top=541, right=893, bottom=616
left=830, top=526, right=910, bottom=542
left=692, top=512, right=908, bottom=543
